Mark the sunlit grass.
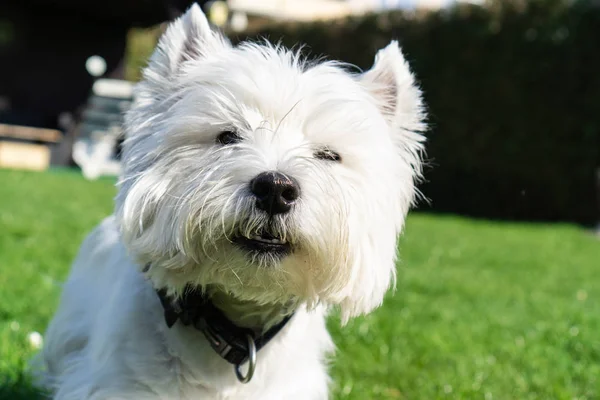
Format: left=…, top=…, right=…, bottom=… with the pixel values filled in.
left=1, top=169, right=598, bottom=399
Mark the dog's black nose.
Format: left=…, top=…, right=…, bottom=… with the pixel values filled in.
left=250, top=171, right=300, bottom=215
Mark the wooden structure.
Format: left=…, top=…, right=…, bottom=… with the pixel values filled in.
left=0, top=124, right=61, bottom=171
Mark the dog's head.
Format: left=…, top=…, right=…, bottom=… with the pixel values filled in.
left=117, top=5, right=425, bottom=322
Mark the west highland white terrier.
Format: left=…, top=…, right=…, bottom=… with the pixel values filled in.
left=37, top=4, right=426, bottom=399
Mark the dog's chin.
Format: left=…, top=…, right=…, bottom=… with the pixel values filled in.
left=231, top=230, right=292, bottom=260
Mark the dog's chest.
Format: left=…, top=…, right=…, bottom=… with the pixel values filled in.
left=149, top=311, right=331, bottom=400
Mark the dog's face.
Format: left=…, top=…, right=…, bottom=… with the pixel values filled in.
left=117, top=5, right=425, bottom=322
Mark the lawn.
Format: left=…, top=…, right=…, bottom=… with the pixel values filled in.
left=1, top=168, right=598, bottom=400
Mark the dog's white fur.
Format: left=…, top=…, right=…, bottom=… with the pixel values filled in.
left=37, top=5, right=425, bottom=399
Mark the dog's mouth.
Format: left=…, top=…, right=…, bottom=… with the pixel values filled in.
left=232, top=231, right=292, bottom=256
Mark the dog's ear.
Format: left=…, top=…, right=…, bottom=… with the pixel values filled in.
left=360, top=40, right=426, bottom=192
left=146, top=4, right=230, bottom=77
left=361, top=41, right=426, bottom=134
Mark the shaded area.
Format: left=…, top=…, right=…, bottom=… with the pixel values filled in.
left=0, top=374, right=46, bottom=400
left=0, top=0, right=204, bottom=129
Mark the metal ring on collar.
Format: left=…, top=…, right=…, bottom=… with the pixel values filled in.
left=234, top=334, right=256, bottom=383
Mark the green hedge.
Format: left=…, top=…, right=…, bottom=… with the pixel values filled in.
left=234, top=0, right=599, bottom=224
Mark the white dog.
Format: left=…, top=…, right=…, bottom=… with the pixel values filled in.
left=37, top=4, right=425, bottom=399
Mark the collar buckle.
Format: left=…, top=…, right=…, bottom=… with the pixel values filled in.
left=195, top=317, right=234, bottom=360
left=196, top=318, right=256, bottom=383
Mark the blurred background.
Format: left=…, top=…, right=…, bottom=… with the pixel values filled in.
left=0, top=1, right=599, bottom=399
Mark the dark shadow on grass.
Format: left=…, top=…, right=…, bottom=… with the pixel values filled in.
left=0, top=374, right=47, bottom=400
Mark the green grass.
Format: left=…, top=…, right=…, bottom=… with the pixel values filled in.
left=1, top=169, right=598, bottom=399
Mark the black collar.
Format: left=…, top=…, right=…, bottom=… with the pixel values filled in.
left=156, top=284, right=293, bottom=378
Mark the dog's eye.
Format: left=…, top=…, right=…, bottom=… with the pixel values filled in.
left=217, top=130, right=241, bottom=145
left=314, top=147, right=342, bottom=162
